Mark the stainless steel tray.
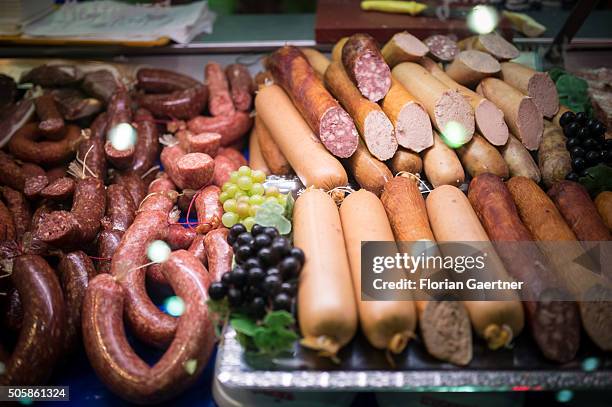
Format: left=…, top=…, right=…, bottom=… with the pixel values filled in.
left=215, top=328, right=612, bottom=391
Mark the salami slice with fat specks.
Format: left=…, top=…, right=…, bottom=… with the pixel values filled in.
left=424, top=35, right=459, bottom=63
left=341, top=33, right=391, bottom=102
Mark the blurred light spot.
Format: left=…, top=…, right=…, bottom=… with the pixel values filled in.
left=556, top=389, right=574, bottom=403
left=147, top=240, right=171, bottom=263
left=441, top=121, right=468, bottom=148
left=582, top=357, right=600, bottom=372
left=184, top=358, right=198, bottom=375
left=108, top=122, right=137, bottom=151
left=164, top=296, right=185, bottom=317
left=467, top=5, right=499, bottom=34
left=19, top=398, right=33, bottom=405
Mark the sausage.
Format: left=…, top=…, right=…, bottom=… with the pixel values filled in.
left=39, top=176, right=75, bottom=201
left=324, top=60, right=397, bottom=160
left=294, top=188, right=357, bottom=358
left=78, top=112, right=108, bottom=180
left=389, top=147, right=422, bottom=175
left=500, top=62, right=559, bottom=118
left=339, top=189, right=416, bottom=353
left=186, top=111, right=252, bottom=147
left=203, top=228, right=232, bottom=283
left=51, top=88, right=103, bottom=121
left=114, top=171, right=147, bottom=208
left=166, top=224, right=196, bottom=250
left=110, top=176, right=177, bottom=348
left=422, top=132, right=465, bottom=188
left=1, top=187, right=31, bottom=240
left=380, top=77, right=433, bottom=152
left=255, top=85, right=348, bottom=189
left=35, top=94, right=66, bottom=139
left=254, top=70, right=273, bottom=87
left=499, top=134, right=541, bottom=182
left=82, top=250, right=214, bottom=404
left=419, top=57, right=508, bottom=146
left=188, top=234, right=207, bottom=266
left=331, top=37, right=349, bottom=62
left=456, top=133, right=509, bottom=179
left=392, top=63, right=474, bottom=145
left=21, top=202, right=52, bottom=255
left=57, top=251, right=96, bottom=352
left=194, top=185, right=223, bottom=234
left=102, top=184, right=136, bottom=232
left=106, top=89, right=132, bottom=133
left=0, top=255, right=65, bottom=385
left=176, top=153, right=215, bottom=190
left=21, top=162, right=45, bottom=179
left=96, top=229, right=122, bottom=274
left=342, top=33, right=391, bottom=102
left=445, top=50, right=501, bottom=88
left=254, top=115, right=290, bottom=175
left=381, top=31, right=429, bottom=67
left=206, top=62, right=235, bottom=117
left=3, top=287, right=23, bottom=332
left=0, top=150, right=27, bottom=191
left=477, top=78, right=543, bottom=151
left=137, top=86, right=208, bottom=120
left=248, top=119, right=271, bottom=175
left=130, top=108, right=160, bottom=179
left=176, top=130, right=220, bottom=156
left=81, top=69, right=118, bottom=103
left=217, top=147, right=247, bottom=168
left=458, top=33, right=520, bottom=61
left=0, top=200, right=16, bottom=241
left=538, top=123, right=572, bottom=187
left=0, top=73, right=17, bottom=109
left=506, top=176, right=612, bottom=351
left=345, top=139, right=392, bottom=196
left=8, top=123, right=82, bottom=166
left=468, top=174, right=580, bottom=362
left=36, top=177, right=106, bottom=247
left=225, top=63, right=254, bottom=112
left=20, top=64, right=82, bottom=87
left=426, top=185, right=525, bottom=349
left=300, top=48, right=331, bottom=77
left=136, top=68, right=201, bottom=94
left=595, top=191, right=612, bottom=230
left=380, top=176, right=472, bottom=365
left=424, top=35, right=458, bottom=62
left=265, top=46, right=359, bottom=158
left=548, top=181, right=611, bottom=241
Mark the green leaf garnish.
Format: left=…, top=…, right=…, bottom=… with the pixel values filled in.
left=264, top=310, right=294, bottom=330
left=231, top=316, right=259, bottom=336
left=579, top=164, right=612, bottom=197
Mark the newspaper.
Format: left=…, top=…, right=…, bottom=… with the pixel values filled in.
left=23, top=0, right=216, bottom=44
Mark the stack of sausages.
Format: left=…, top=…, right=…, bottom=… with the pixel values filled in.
left=0, top=61, right=254, bottom=402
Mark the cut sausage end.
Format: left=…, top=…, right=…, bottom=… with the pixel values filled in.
left=517, top=98, right=543, bottom=150
left=434, top=90, right=475, bottom=146
left=479, top=33, right=520, bottom=61
left=36, top=210, right=80, bottom=246
left=475, top=99, right=509, bottom=146
left=319, top=106, right=359, bottom=158
left=363, top=110, right=398, bottom=161
left=354, top=53, right=392, bottom=102
left=392, top=32, right=429, bottom=59
left=420, top=301, right=473, bottom=366
left=528, top=72, right=560, bottom=118
left=395, top=102, right=433, bottom=152
left=532, top=294, right=581, bottom=362
left=176, top=153, right=215, bottom=190
left=459, top=50, right=501, bottom=74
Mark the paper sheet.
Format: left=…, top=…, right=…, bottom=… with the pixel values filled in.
left=23, top=0, right=216, bottom=44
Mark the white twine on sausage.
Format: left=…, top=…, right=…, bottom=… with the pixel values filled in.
left=159, top=133, right=179, bottom=147
left=396, top=171, right=432, bottom=195
left=326, top=186, right=355, bottom=206
left=140, top=165, right=160, bottom=180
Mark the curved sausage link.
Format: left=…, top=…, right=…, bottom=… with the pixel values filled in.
left=0, top=255, right=65, bottom=385
left=82, top=250, right=214, bottom=404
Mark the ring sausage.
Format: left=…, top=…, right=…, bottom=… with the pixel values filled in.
left=186, top=111, right=252, bottom=147
left=136, top=68, right=201, bottom=94
left=8, top=123, right=82, bottom=166
left=206, top=62, right=235, bottom=117
left=225, top=63, right=254, bottom=112
left=138, top=86, right=208, bottom=120
left=203, top=228, right=232, bottom=283
left=194, top=185, right=223, bottom=234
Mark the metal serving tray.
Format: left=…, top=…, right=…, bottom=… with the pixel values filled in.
left=215, top=327, right=612, bottom=392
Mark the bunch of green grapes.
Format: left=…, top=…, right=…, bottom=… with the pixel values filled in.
left=220, top=166, right=288, bottom=231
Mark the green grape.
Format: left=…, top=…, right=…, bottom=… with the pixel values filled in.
left=265, top=186, right=279, bottom=196
left=226, top=184, right=238, bottom=198
left=223, top=199, right=237, bottom=213
left=265, top=196, right=278, bottom=205
left=251, top=183, right=265, bottom=196
left=237, top=176, right=253, bottom=191
left=222, top=212, right=239, bottom=227
left=238, top=166, right=251, bottom=176
left=249, top=194, right=264, bottom=205
left=219, top=191, right=230, bottom=203
left=237, top=195, right=250, bottom=204
left=251, top=170, right=266, bottom=183
left=222, top=182, right=232, bottom=192
left=276, top=194, right=287, bottom=207
left=249, top=204, right=260, bottom=217
left=236, top=202, right=251, bottom=218
left=243, top=216, right=256, bottom=231
left=229, top=171, right=239, bottom=183
left=234, top=190, right=246, bottom=199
